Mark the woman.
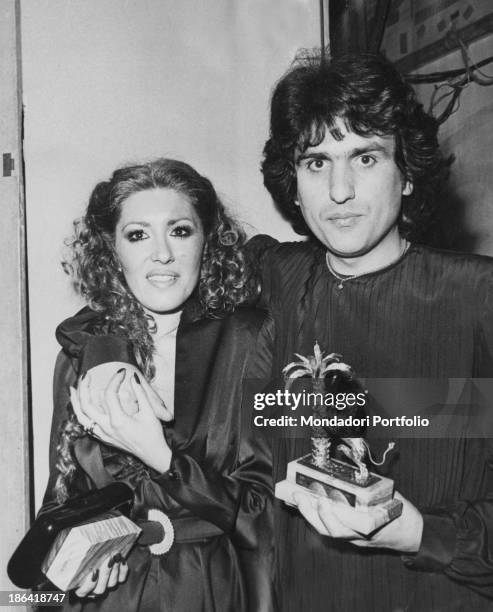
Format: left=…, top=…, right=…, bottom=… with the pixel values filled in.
left=40, top=159, right=275, bottom=611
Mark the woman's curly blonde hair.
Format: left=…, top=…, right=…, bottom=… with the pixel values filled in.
left=55, top=158, right=254, bottom=501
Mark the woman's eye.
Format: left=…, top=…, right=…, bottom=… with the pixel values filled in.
left=358, top=155, right=376, bottom=167
left=170, top=225, right=193, bottom=238
left=126, top=229, right=147, bottom=242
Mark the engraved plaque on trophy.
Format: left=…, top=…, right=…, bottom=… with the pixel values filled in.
left=274, top=343, right=402, bottom=535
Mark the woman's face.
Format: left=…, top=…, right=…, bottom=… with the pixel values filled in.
left=114, top=188, right=205, bottom=314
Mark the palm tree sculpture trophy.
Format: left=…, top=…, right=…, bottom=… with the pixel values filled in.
left=275, top=343, right=402, bottom=534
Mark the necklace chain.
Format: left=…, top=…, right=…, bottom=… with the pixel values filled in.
left=326, top=241, right=410, bottom=290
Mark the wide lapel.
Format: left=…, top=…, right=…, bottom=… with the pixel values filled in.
left=171, top=309, right=224, bottom=453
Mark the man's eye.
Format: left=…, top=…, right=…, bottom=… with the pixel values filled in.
left=127, top=229, right=147, bottom=242
left=307, top=159, right=327, bottom=171
left=358, top=155, right=376, bottom=167
left=171, top=225, right=193, bottom=238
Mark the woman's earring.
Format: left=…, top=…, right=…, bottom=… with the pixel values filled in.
left=294, top=199, right=300, bottom=207
left=402, top=180, right=413, bottom=196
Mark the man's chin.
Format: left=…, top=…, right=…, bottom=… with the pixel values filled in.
left=322, top=242, right=370, bottom=260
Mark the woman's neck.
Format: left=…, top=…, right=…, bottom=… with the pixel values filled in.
left=147, top=309, right=182, bottom=340
left=145, top=310, right=181, bottom=418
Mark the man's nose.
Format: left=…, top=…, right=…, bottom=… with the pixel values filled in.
left=328, top=164, right=355, bottom=204
left=151, top=236, right=174, bottom=263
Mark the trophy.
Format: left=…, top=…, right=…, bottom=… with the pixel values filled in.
left=275, top=343, right=402, bottom=534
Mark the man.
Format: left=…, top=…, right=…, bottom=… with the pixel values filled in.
left=257, top=52, right=493, bottom=611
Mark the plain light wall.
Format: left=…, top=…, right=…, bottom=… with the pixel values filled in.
left=21, top=0, right=318, bottom=509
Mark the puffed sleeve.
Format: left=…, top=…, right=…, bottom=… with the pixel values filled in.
left=38, top=350, right=91, bottom=513
left=403, top=263, right=493, bottom=600
left=38, top=308, right=135, bottom=507
left=56, top=307, right=137, bottom=371
left=40, top=306, right=135, bottom=512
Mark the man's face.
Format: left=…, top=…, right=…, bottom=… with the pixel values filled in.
left=295, top=120, right=412, bottom=260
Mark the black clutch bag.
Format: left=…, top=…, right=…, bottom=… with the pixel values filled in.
left=8, top=482, right=136, bottom=590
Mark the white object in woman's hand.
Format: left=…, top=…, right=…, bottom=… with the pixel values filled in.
left=74, top=553, right=128, bottom=598
left=70, top=369, right=172, bottom=473
left=78, top=362, right=173, bottom=421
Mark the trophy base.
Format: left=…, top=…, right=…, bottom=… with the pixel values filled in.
left=275, top=454, right=402, bottom=534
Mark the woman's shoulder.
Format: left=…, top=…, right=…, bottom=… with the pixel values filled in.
left=56, top=306, right=136, bottom=370
left=56, top=306, right=101, bottom=351
left=217, top=308, right=274, bottom=377
left=191, top=308, right=273, bottom=360
left=225, top=306, right=271, bottom=332
left=183, top=308, right=273, bottom=379
left=199, top=306, right=271, bottom=338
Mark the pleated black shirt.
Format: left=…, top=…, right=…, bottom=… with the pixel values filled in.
left=254, top=237, right=493, bottom=612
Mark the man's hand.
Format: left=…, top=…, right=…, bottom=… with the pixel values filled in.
left=293, top=490, right=423, bottom=553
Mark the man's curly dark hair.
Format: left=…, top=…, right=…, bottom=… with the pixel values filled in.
left=262, top=52, right=450, bottom=240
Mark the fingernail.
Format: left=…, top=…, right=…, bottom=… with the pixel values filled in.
left=114, top=553, right=122, bottom=563
left=92, top=569, right=99, bottom=581
left=134, top=372, right=140, bottom=384
left=121, top=559, right=127, bottom=566
left=108, top=556, right=116, bottom=568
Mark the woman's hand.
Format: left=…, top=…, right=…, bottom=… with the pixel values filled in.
left=70, top=368, right=172, bottom=473
left=74, top=553, right=128, bottom=599
left=293, top=490, right=423, bottom=553
left=80, top=361, right=173, bottom=421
